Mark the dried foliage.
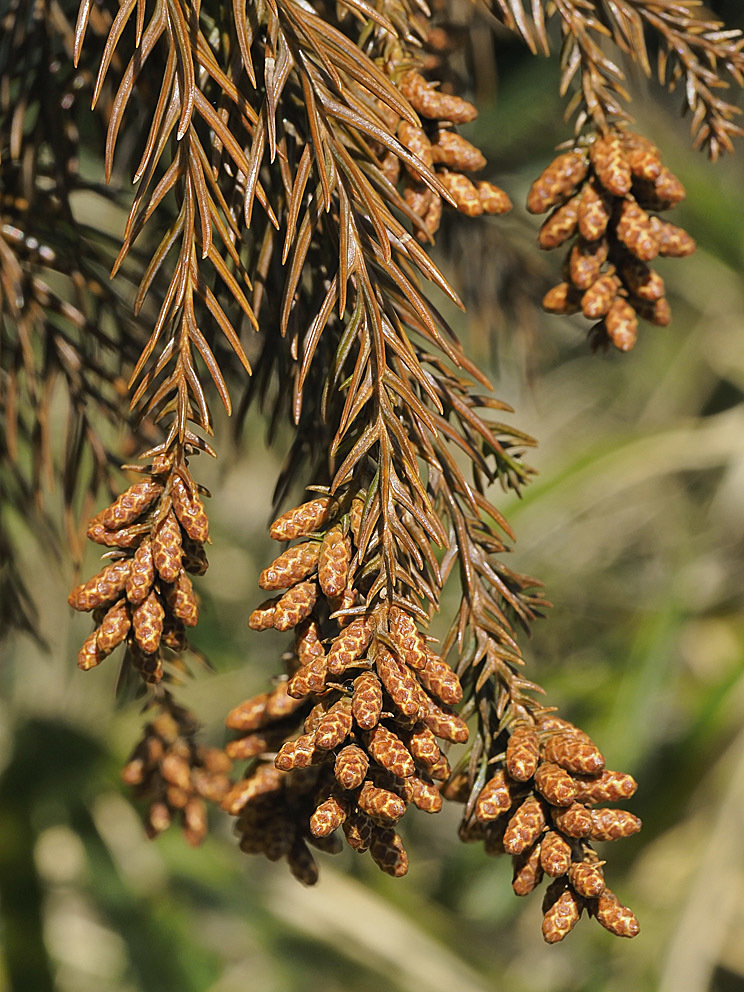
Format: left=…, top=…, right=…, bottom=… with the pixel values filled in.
left=1, top=0, right=742, bottom=950
left=0, top=0, right=151, bottom=635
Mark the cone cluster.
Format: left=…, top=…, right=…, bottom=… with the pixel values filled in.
left=225, top=495, right=468, bottom=880
left=459, top=715, right=640, bottom=942
left=121, top=698, right=232, bottom=845
left=530, top=129, right=696, bottom=351
left=68, top=455, right=209, bottom=684
left=379, top=68, right=511, bottom=241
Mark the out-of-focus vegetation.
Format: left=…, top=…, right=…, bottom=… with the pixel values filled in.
left=3, top=12, right=744, bottom=992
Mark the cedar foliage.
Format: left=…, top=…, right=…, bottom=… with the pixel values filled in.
left=2, top=0, right=743, bottom=946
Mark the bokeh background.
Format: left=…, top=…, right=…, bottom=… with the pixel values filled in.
left=3, top=4, right=744, bottom=990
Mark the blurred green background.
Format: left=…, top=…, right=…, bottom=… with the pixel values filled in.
left=3, top=11, right=744, bottom=992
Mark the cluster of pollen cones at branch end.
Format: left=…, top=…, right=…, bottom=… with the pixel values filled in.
left=68, top=452, right=209, bottom=684
left=453, top=715, right=640, bottom=942
left=530, top=128, right=695, bottom=352
left=376, top=69, right=510, bottom=241
left=225, top=494, right=466, bottom=882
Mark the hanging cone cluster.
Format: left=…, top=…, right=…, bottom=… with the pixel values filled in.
left=225, top=491, right=642, bottom=936
left=68, top=451, right=209, bottom=684
left=376, top=66, right=511, bottom=241
left=121, top=694, right=232, bottom=845
left=223, top=495, right=467, bottom=880
left=456, top=714, right=640, bottom=942
left=531, top=128, right=696, bottom=351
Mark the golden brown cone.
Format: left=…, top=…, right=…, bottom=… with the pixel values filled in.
left=568, top=238, right=608, bottom=290
left=376, top=645, right=426, bottom=718
left=132, top=591, right=164, bottom=654
left=295, top=617, right=325, bottom=666
left=594, top=889, right=640, bottom=937
left=68, top=559, right=132, bottom=611
left=542, top=887, right=583, bottom=943
left=126, top=540, right=155, bottom=606
left=512, top=843, right=544, bottom=896
left=474, top=769, right=514, bottom=823
left=615, top=199, right=659, bottom=261
left=539, top=830, right=573, bottom=877
left=418, top=653, right=462, bottom=705
left=605, top=297, right=638, bottom=352
left=318, top=527, right=351, bottom=599
left=506, top=723, right=540, bottom=781
left=259, top=542, right=320, bottom=590
left=581, top=273, right=619, bottom=319
left=398, top=120, right=434, bottom=170
left=78, top=630, right=104, bottom=670
left=649, top=216, right=696, bottom=256
left=314, top=698, right=353, bottom=750
left=590, top=134, right=631, bottom=196
left=542, top=282, right=582, bottom=315
left=273, top=581, right=319, bottom=631
left=275, top=734, right=317, bottom=771
left=538, top=197, right=580, bottom=249
left=167, top=571, right=199, bottom=627
left=542, top=731, right=605, bottom=776
left=569, top=861, right=606, bottom=899
left=287, top=656, right=328, bottom=697
left=152, top=511, right=183, bottom=584
left=226, top=693, right=269, bottom=731
left=352, top=672, right=383, bottom=729
left=102, top=480, right=163, bottom=530
left=398, top=70, right=477, bottom=124
left=357, top=781, right=406, bottom=823
left=527, top=150, right=589, bottom=214
left=438, top=171, right=483, bottom=216
left=589, top=808, right=642, bottom=841
left=407, top=724, right=441, bottom=766
left=621, top=132, right=662, bottom=181
left=503, top=795, right=547, bottom=856
left=334, top=745, right=369, bottom=790
left=430, top=130, right=486, bottom=172
left=366, top=725, right=415, bottom=778
left=477, top=181, right=512, bottom=214
left=96, top=600, right=131, bottom=653
left=87, top=513, right=143, bottom=548
left=170, top=474, right=210, bottom=543
left=388, top=607, right=428, bottom=670
left=310, top=796, right=348, bottom=837
left=620, top=257, right=665, bottom=301
left=534, top=762, right=577, bottom=806
left=551, top=802, right=593, bottom=838
left=400, top=775, right=442, bottom=813
left=421, top=696, right=469, bottom=743
left=269, top=497, right=332, bottom=541
left=578, top=179, right=611, bottom=240
left=327, top=616, right=373, bottom=675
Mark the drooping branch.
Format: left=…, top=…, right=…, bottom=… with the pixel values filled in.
left=219, top=0, right=641, bottom=943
